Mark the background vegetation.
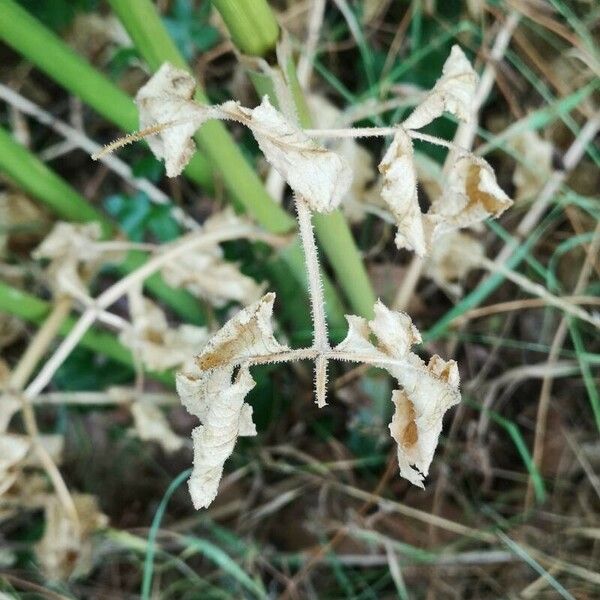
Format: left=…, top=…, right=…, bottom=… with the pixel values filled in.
left=0, top=0, right=598, bottom=598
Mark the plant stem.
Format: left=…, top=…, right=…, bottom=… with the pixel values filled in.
left=0, top=281, right=173, bottom=385
left=296, top=198, right=329, bottom=350
left=0, top=0, right=212, bottom=187
left=211, top=0, right=280, bottom=57
left=5, top=297, right=80, bottom=526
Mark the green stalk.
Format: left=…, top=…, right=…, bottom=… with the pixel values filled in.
left=0, top=126, right=205, bottom=324
left=211, top=0, right=279, bottom=57
left=0, top=127, right=112, bottom=235
left=214, top=1, right=377, bottom=317
left=0, top=282, right=173, bottom=386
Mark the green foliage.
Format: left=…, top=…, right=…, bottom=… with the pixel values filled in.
left=17, top=0, right=97, bottom=31
left=163, top=0, right=220, bottom=60
left=104, top=192, right=181, bottom=242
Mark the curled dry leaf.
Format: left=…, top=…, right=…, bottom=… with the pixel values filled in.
left=378, top=129, right=425, bottom=255
left=130, top=402, right=184, bottom=453
left=32, top=222, right=119, bottom=299
left=119, top=288, right=209, bottom=372
left=423, top=231, right=484, bottom=296
left=223, top=96, right=353, bottom=212
left=379, top=148, right=512, bottom=255
left=160, top=210, right=265, bottom=307
left=429, top=154, right=513, bottom=229
left=176, top=293, right=287, bottom=508
left=35, top=494, right=108, bottom=580
left=335, top=301, right=460, bottom=487
left=136, top=63, right=217, bottom=177
left=403, top=45, right=478, bottom=130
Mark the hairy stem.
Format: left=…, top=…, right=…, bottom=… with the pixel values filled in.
left=296, top=197, right=330, bottom=406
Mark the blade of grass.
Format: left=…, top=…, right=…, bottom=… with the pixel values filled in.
left=0, top=126, right=112, bottom=235
left=142, top=468, right=191, bottom=600
left=496, top=531, right=575, bottom=600
left=211, top=0, right=279, bottom=57
left=464, top=397, right=547, bottom=504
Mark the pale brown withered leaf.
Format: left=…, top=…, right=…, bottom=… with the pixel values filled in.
left=335, top=300, right=460, bottom=487
left=403, top=45, right=478, bottom=130
left=176, top=293, right=287, bottom=508
left=130, top=402, right=184, bottom=453
left=136, top=63, right=217, bottom=177
left=32, top=222, right=105, bottom=299
left=35, top=494, right=108, bottom=580
left=223, top=96, right=353, bottom=212
left=119, top=288, right=210, bottom=372
left=160, top=210, right=265, bottom=307
left=429, top=154, right=513, bottom=229
left=423, top=230, right=484, bottom=297
left=378, top=129, right=426, bottom=255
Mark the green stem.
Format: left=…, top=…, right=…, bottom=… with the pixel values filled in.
left=0, top=282, right=173, bottom=385
left=214, top=1, right=376, bottom=317
left=211, top=0, right=279, bottom=57
left=0, top=0, right=212, bottom=188
left=0, top=126, right=205, bottom=324
left=0, top=126, right=112, bottom=235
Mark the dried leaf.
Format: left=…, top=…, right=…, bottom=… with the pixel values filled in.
left=226, top=96, right=353, bottom=212
left=119, top=288, right=210, bottom=372
left=429, top=154, right=513, bottom=229
left=192, top=292, right=289, bottom=372
left=35, top=494, right=108, bottom=580
left=510, top=130, right=553, bottom=201
left=32, top=222, right=106, bottom=299
left=176, top=293, right=287, bottom=508
left=160, top=210, right=265, bottom=307
left=0, top=434, right=30, bottom=497
left=130, top=402, right=184, bottom=453
left=423, top=231, right=484, bottom=296
left=136, top=63, right=216, bottom=177
left=378, top=129, right=426, bottom=255
left=335, top=301, right=460, bottom=487
left=177, top=365, right=257, bottom=509
left=403, top=45, right=478, bottom=130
